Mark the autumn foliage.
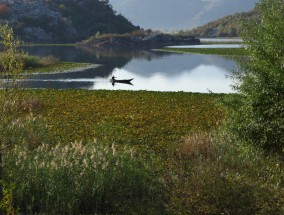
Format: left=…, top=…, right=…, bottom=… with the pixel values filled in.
left=0, top=4, right=10, bottom=18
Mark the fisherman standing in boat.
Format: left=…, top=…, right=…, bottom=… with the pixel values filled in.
left=111, top=75, right=116, bottom=86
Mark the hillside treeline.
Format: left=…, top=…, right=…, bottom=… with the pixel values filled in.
left=0, top=0, right=139, bottom=42
left=181, top=9, right=259, bottom=37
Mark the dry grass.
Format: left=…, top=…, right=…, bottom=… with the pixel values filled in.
left=178, top=132, right=213, bottom=159
left=14, top=98, right=45, bottom=112
left=2, top=98, right=45, bottom=113
left=38, top=55, right=60, bottom=66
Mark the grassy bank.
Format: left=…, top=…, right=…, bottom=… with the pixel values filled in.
left=22, top=43, right=75, bottom=47
left=19, top=54, right=96, bottom=74
left=1, top=89, right=283, bottom=214
left=160, top=47, right=248, bottom=56
left=24, top=61, right=98, bottom=74
left=1, top=53, right=96, bottom=75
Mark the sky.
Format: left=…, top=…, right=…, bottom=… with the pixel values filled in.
left=109, top=0, right=259, bottom=31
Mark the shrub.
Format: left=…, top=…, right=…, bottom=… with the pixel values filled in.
left=0, top=24, right=24, bottom=82
left=229, top=0, right=284, bottom=154
left=167, top=131, right=284, bottom=214
left=0, top=181, right=16, bottom=214
left=0, top=23, right=26, bottom=214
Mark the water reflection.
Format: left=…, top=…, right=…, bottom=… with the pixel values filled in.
left=168, top=44, right=242, bottom=49
left=90, top=65, right=232, bottom=93
left=22, top=46, right=237, bottom=93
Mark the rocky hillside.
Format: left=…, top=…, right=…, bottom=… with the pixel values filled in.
left=77, top=32, right=200, bottom=48
left=0, top=0, right=139, bottom=42
left=182, top=9, right=259, bottom=38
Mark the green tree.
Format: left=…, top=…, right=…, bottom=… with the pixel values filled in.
left=230, top=0, right=284, bottom=154
left=0, top=23, right=24, bottom=86
left=0, top=23, right=24, bottom=213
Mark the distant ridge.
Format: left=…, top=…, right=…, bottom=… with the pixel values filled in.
left=109, top=0, right=259, bottom=31
left=0, top=0, right=139, bottom=42
left=182, top=9, right=259, bottom=37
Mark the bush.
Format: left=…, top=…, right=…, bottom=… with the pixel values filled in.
left=0, top=181, right=16, bottom=214
left=4, top=141, right=166, bottom=214
left=229, top=0, right=284, bottom=154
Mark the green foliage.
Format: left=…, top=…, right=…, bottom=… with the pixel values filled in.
left=4, top=141, right=166, bottom=214
left=0, top=23, right=26, bottom=147
left=0, top=23, right=26, bottom=215
left=229, top=0, right=284, bottom=154
left=0, top=23, right=24, bottom=83
left=0, top=181, right=16, bottom=215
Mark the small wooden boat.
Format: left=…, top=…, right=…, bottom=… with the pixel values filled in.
left=110, top=76, right=134, bottom=86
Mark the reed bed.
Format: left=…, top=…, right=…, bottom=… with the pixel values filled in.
left=4, top=140, right=166, bottom=214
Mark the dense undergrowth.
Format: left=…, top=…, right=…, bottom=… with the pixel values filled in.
left=1, top=90, right=283, bottom=214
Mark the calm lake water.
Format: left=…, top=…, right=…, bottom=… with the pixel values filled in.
left=167, top=44, right=242, bottom=49
left=22, top=45, right=239, bottom=93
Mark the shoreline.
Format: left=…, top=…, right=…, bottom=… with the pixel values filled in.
left=24, top=63, right=101, bottom=75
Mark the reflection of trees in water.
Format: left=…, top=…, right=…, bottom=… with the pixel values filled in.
left=123, top=53, right=237, bottom=77
left=23, top=46, right=171, bottom=72
left=23, top=45, right=240, bottom=80
left=23, top=46, right=239, bottom=69
left=78, top=46, right=171, bottom=62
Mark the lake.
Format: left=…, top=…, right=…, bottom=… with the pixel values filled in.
left=22, top=45, right=239, bottom=93
left=167, top=44, right=242, bottom=49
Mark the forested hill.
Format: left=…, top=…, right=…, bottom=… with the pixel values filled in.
left=183, top=9, right=259, bottom=38
left=0, top=0, right=139, bottom=42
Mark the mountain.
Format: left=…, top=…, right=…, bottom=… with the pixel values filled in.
left=0, top=0, right=139, bottom=42
left=183, top=9, right=259, bottom=37
left=108, top=0, right=259, bottom=31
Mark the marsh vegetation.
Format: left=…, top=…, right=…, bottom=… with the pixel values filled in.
left=1, top=0, right=284, bottom=213
left=1, top=89, right=283, bottom=214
